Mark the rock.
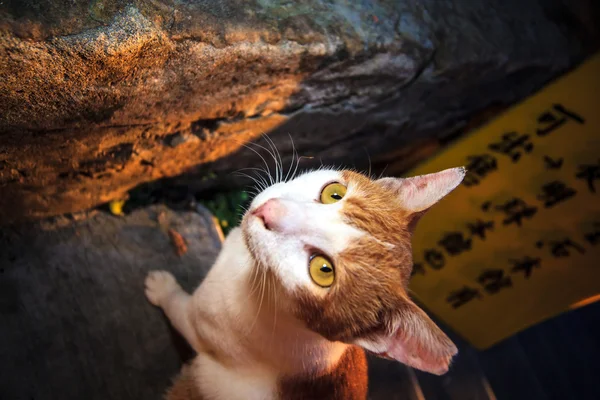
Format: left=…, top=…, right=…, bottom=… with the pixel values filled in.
left=0, top=205, right=223, bottom=399
left=1, top=0, right=599, bottom=224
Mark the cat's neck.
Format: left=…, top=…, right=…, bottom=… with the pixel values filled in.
left=194, top=227, right=349, bottom=377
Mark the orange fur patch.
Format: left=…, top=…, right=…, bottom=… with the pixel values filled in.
left=294, top=171, right=416, bottom=341
left=165, top=363, right=203, bottom=400
left=278, top=345, right=368, bottom=400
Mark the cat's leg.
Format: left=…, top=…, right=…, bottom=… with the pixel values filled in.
left=145, top=270, right=200, bottom=351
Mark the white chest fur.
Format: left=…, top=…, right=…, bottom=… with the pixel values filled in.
left=192, top=353, right=277, bottom=400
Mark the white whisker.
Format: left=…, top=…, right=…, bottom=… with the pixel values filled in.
left=363, top=147, right=373, bottom=179
left=285, top=133, right=299, bottom=182
left=239, top=141, right=275, bottom=186
left=263, top=134, right=284, bottom=184
left=246, top=138, right=279, bottom=185
left=378, top=164, right=389, bottom=179
left=232, top=172, right=267, bottom=192
left=249, top=266, right=267, bottom=333
left=235, top=167, right=270, bottom=191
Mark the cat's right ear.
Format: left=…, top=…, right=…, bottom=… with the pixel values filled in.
left=377, top=167, right=466, bottom=213
left=353, top=299, right=458, bottom=375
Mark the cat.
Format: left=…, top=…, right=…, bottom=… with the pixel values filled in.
left=145, top=166, right=465, bottom=400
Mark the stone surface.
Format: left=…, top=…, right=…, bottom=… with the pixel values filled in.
left=1, top=0, right=599, bottom=224
left=0, top=205, right=222, bottom=399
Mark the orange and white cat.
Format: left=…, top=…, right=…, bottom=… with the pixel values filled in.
left=145, top=166, right=465, bottom=399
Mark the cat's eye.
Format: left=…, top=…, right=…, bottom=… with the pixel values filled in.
left=309, top=255, right=335, bottom=288
left=320, top=183, right=347, bottom=204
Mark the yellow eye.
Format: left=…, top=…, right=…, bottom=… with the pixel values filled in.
left=320, top=183, right=347, bottom=204
left=309, top=255, right=335, bottom=287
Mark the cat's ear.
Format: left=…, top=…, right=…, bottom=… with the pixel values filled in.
left=353, top=299, right=458, bottom=375
left=377, top=167, right=466, bottom=213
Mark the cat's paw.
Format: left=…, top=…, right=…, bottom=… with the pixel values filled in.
left=145, top=270, right=179, bottom=306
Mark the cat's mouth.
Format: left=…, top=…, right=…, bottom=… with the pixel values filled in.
left=241, top=210, right=274, bottom=244
left=242, top=212, right=279, bottom=272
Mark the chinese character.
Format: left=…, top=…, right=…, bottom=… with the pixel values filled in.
left=510, top=256, right=541, bottom=278
left=447, top=286, right=482, bottom=309
left=538, top=238, right=586, bottom=258
left=424, top=249, right=445, bottom=270
left=488, top=132, right=533, bottom=162
left=438, top=232, right=472, bottom=256
left=411, top=262, right=426, bottom=277
left=576, top=159, right=600, bottom=193
left=495, top=198, right=538, bottom=227
left=543, top=155, right=563, bottom=170
left=536, top=180, right=576, bottom=208
left=536, top=104, right=585, bottom=136
left=467, top=219, right=495, bottom=240
left=583, top=223, right=600, bottom=246
left=481, top=201, right=492, bottom=212
left=462, top=154, right=498, bottom=186
left=477, top=269, right=512, bottom=294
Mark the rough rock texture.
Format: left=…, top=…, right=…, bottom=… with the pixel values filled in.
left=1, top=0, right=599, bottom=224
left=0, top=205, right=219, bottom=399
left=0, top=204, right=420, bottom=400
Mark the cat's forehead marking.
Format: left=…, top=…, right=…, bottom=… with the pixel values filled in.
left=341, top=170, right=411, bottom=257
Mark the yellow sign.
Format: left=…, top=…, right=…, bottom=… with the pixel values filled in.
left=409, top=53, right=600, bottom=349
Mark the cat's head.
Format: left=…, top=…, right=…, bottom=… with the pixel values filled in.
left=241, top=167, right=465, bottom=375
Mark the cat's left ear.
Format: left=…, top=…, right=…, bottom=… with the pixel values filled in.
left=353, top=299, right=458, bottom=375
left=377, top=167, right=466, bottom=214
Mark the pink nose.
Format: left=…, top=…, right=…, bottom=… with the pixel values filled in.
left=252, top=198, right=286, bottom=230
